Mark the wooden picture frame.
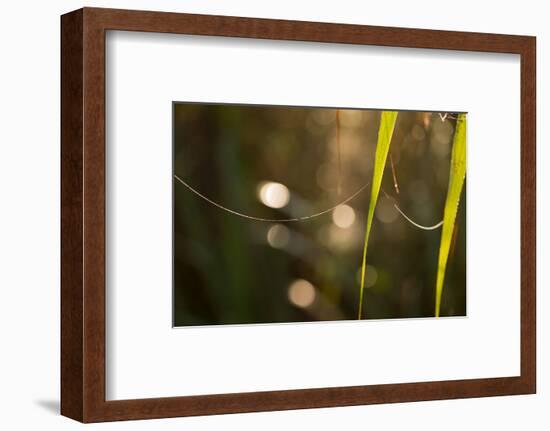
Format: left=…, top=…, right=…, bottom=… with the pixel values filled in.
left=61, top=7, right=536, bottom=423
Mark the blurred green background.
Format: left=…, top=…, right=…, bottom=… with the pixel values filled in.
left=173, top=103, right=466, bottom=326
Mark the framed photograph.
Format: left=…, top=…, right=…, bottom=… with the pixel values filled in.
left=61, top=7, right=536, bottom=422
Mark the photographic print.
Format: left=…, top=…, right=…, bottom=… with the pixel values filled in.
left=173, top=103, right=466, bottom=327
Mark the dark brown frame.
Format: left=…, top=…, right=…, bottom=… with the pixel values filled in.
left=61, top=7, right=536, bottom=423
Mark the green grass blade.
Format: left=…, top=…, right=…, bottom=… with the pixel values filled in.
left=435, top=114, right=467, bottom=317
left=358, top=111, right=398, bottom=319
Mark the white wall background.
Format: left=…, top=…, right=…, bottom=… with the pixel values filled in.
left=0, top=0, right=545, bottom=429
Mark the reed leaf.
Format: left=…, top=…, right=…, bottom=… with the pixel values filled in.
left=358, top=111, right=398, bottom=319
left=435, top=114, right=467, bottom=317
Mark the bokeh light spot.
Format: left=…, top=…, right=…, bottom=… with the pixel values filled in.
left=267, top=224, right=290, bottom=248
left=258, top=182, right=290, bottom=208
left=332, top=204, right=356, bottom=229
left=288, top=279, right=316, bottom=308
